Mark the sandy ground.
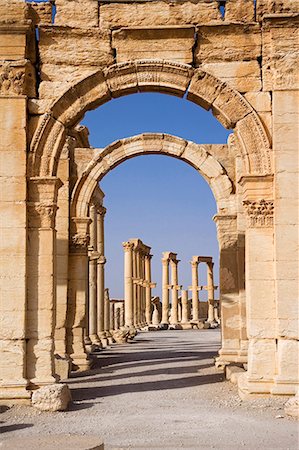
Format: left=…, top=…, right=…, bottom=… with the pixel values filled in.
left=0, top=329, right=298, bottom=449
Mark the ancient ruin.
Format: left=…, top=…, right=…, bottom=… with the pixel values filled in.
left=0, top=0, right=298, bottom=407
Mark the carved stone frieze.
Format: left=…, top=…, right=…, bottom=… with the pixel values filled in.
left=28, top=203, right=58, bottom=229
left=243, top=199, right=274, bottom=228
left=0, top=64, right=25, bottom=96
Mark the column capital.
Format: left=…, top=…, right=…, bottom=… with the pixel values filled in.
left=97, top=205, right=107, bottom=216
left=122, top=241, right=134, bottom=252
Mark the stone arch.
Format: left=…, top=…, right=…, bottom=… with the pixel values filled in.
left=29, top=60, right=272, bottom=178
left=71, top=133, right=235, bottom=219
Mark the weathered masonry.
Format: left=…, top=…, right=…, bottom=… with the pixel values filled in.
left=0, top=0, right=298, bottom=402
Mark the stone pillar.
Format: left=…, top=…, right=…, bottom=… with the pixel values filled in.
left=132, top=249, right=138, bottom=327
left=145, top=254, right=153, bottom=325
left=191, top=259, right=199, bottom=322
left=207, top=262, right=215, bottom=323
left=120, top=302, right=125, bottom=327
left=181, top=290, right=189, bottom=324
left=68, top=217, right=91, bottom=371
left=161, top=256, right=170, bottom=325
left=104, top=288, right=112, bottom=342
left=97, top=206, right=107, bottom=346
left=110, top=302, right=115, bottom=331
left=88, top=204, right=100, bottom=345
left=115, top=307, right=120, bottom=330
left=238, top=176, right=277, bottom=397
left=170, top=259, right=179, bottom=325
left=136, top=250, right=141, bottom=327
left=214, top=215, right=246, bottom=366
left=123, top=241, right=134, bottom=328
left=27, top=177, right=62, bottom=387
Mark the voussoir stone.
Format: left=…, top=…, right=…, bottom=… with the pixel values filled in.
left=31, top=383, right=72, bottom=411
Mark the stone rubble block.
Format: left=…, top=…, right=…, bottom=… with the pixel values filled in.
left=0, top=435, right=104, bottom=450
left=31, top=383, right=72, bottom=411
left=284, top=394, right=299, bottom=419
left=226, top=365, right=245, bottom=384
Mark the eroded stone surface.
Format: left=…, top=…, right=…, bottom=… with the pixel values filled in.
left=31, top=384, right=72, bottom=411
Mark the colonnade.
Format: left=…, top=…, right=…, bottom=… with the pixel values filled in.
left=123, top=239, right=156, bottom=330
left=160, top=252, right=219, bottom=329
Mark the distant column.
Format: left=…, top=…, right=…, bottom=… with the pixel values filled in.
left=123, top=241, right=134, bottom=328
left=191, top=259, right=199, bottom=322
left=88, top=204, right=100, bottom=345
left=161, top=256, right=170, bottom=325
left=207, top=262, right=215, bottom=323
left=181, top=290, right=189, bottom=324
left=110, top=302, right=115, bottom=331
left=170, top=259, right=179, bottom=325
left=145, top=254, right=152, bottom=325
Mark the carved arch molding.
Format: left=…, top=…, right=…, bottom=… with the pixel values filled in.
left=29, top=60, right=272, bottom=178
left=71, top=133, right=235, bottom=218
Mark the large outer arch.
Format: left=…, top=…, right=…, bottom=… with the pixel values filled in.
left=29, top=60, right=272, bottom=178
left=71, top=133, right=235, bottom=218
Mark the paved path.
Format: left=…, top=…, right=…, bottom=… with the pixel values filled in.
left=1, top=330, right=298, bottom=449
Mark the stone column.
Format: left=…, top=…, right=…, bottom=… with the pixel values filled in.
left=88, top=204, right=100, bottom=345
left=97, top=206, right=107, bottom=346
left=104, top=288, right=112, bottom=343
left=170, top=259, right=179, bottom=325
left=136, top=250, right=141, bottom=327
left=27, top=177, right=62, bottom=387
left=68, top=217, right=91, bottom=371
left=115, top=307, right=120, bottom=330
left=214, top=214, right=245, bottom=366
left=110, top=302, right=115, bottom=331
left=181, top=290, right=189, bottom=324
left=145, top=254, right=153, bottom=325
left=161, top=255, right=170, bottom=325
left=132, top=249, right=138, bottom=327
left=207, top=262, right=215, bottom=323
left=191, top=259, right=199, bottom=322
left=120, top=302, right=125, bottom=327
left=123, top=241, right=134, bottom=328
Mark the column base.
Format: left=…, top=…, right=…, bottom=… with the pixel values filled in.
left=159, top=323, right=169, bottom=330
left=180, top=322, right=193, bottom=330
left=217, top=347, right=247, bottom=367
left=271, top=377, right=299, bottom=396
left=237, top=373, right=295, bottom=399
left=71, top=354, right=91, bottom=372
left=0, top=380, right=31, bottom=404
left=54, top=354, right=72, bottom=380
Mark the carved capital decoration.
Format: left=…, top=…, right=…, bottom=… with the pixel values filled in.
left=97, top=206, right=107, bottom=217
left=243, top=199, right=274, bottom=228
left=28, top=202, right=57, bottom=228
left=70, top=233, right=90, bottom=252
left=0, top=63, right=28, bottom=97
left=122, top=241, right=134, bottom=252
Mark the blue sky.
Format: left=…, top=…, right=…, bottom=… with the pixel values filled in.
left=82, top=93, right=231, bottom=300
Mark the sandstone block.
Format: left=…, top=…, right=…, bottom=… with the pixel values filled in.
left=31, top=383, right=72, bottom=411
left=0, top=435, right=104, bottom=450
left=196, top=24, right=261, bottom=63
left=28, top=1, right=52, bottom=25
left=0, top=0, right=29, bottom=24
left=225, top=0, right=255, bottom=23
left=226, top=365, right=245, bottom=384
left=112, top=26, right=195, bottom=65
left=39, top=26, right=114, bottom=78
left=244, top=92, right=271, bottom=112
left=99, top=1, right=221, bottom=29
left=203, top=61, right=262, bottom=93
left=284, top=394, right=299, bottom=419
left=55, top=0, right=99, bottom=28
left=262, top=18, right=299, bottom=91
left=247, top=339, right=276, bottom=380
left=256, top=0, right=299, bottom=20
